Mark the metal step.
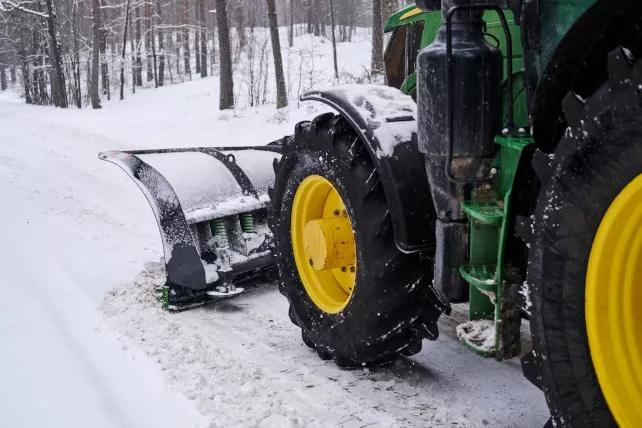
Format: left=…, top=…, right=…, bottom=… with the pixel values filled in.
left=459, top=264, right=498, bottom=292
left=461, top=201, right=504, bottom=225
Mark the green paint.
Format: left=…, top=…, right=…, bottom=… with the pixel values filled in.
left=384, top=4, right=429, bottom=33
left=211, top=218, right=228, bottom=246
left=462, top=201, right=504, bottom=225
left=161, top=285, right=169, bottom=309
left=382, top=1, right=596, bottom=358
left=534, top=0, right=597, bottom=79
left=239, top=213, right=254, bottom=233
left=459, top=135, right=533, bottom=358
left=384, top=4, right=528, bottom=128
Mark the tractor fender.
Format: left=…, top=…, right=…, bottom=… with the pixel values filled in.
left=301, top=85, right=435, bottom=253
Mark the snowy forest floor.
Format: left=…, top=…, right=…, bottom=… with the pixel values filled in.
left=0, top=33, right=549, bottom=428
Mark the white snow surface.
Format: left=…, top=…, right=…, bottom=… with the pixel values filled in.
left=0, top=31, right=548, bottom=428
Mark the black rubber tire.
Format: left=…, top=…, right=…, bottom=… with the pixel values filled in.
left=523, top=46, right=642, bottom=427
left=269, top=113, right=445, bottom=367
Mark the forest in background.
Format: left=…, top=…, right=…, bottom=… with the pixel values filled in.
left=0, top=0, right=410, bottom=109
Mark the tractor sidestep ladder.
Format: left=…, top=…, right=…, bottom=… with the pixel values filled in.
left=456, top=135, right=533, bottom=360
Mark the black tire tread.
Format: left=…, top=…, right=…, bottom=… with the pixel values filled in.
left=523, top=46, right=642, bottom=427
left=269, top=113, right=443, bottom=368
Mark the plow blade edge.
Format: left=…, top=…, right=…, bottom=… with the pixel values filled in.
left=99, top=145, right=282, bottom=310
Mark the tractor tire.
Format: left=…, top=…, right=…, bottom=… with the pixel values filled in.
left=521, top=46, right=642, bottom=427
left=269, top=113, right=445, bottom=367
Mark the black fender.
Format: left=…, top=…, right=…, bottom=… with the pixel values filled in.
left=301, top=85, right=435, bottom=253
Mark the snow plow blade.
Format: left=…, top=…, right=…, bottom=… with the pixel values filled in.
left=98, top=145, right=282, bottom=311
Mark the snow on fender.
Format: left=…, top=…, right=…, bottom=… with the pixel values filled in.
left=300, top=84, right=434, bottom=253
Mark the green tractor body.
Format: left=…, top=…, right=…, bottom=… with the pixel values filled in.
left=384, top=3, right=531, bottom=359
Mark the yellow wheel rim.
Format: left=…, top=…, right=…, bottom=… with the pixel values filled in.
left=587, top=173, right=642, bottom=428
left=291, top=175, right=357, bottom=314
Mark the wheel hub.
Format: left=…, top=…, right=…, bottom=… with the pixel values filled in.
left=587, top=173, right=642, bottom=427
left=291, top=175, right=357, bottom=314
left=304, top=217, right=356, bottom=271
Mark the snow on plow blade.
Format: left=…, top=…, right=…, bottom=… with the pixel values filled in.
left=98, top=145, right=282, bottom=310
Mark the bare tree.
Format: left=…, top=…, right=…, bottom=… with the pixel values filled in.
left=266, top=0, right=286, bottom=108
left=182, top=0, right=191, bottom=78
left=0, top=64, right=6, bottom=90
left=288, top=0, right=293, bottom=47
left=156, top=0, right=165, bottom=86
left=145, top=1, right=154, bottom=82
left=194, top=0, right=200, bottom=74
left=329, top=0, right=338, bottom=81
left=44, top=0, right=67, bottom=107
left=91, top=0, right=102, bottom=108
left=198, top=0, right=206, bottom=77
left=134, top=3, right=143, bottom=87
left=100, top=0, right=109, bottom=99
left=371, top=0, right=383, bottom=75
left=0, top=46, right=7, bottom=90
left=215, top=0, right=233, bottom=110
left=120, top=0, right=132, bottom=99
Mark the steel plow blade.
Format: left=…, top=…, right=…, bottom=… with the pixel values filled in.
left=99, top=145, right=282, bottom=310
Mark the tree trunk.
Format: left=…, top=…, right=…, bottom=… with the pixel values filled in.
left=0, top=66, right=7, bottom=91
left=134, top=5, right=143, bottom=86
left=215, top=0, right=234, bottom=110
left=90, top=0, right=102, bottom=108
left=151, top=13, right=158, bottom=88
left=371, top=0, right=383, bottom=75
left=329, top=0, right=338, bottom=81
left=195, top=4, right=201, bottom=75
left=71, top=2, right=82, bottom=107
left=288, top=0, right=294, bottom=47
left=120, top=0, right=132, bottom=100
left=199, top=0, right=207, bottom=78
left=100, top=0, right=110, bottom=99
left=129, top=10, right=136, bottom=94
left=0, top=49, right=7, bottom=91
left=21, top=60, right=32, bottom=104
left=145, top=2, right=154, bottom=82
left=10, top=67, right=16, bottom=84
left=45, top=0, right=68, bottom=107
left=266, top=0, right=287, bottom=108
left=183, top=0, right=191, bottom=78
left=156, top=0, right=165, bottom=86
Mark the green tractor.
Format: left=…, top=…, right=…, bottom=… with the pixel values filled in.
left=101, top=0, right=642, bottom=426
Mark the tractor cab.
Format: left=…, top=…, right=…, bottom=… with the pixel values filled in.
left=383, top=5, right=435, bottom=95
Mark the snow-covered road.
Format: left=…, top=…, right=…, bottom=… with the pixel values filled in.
left=0, top=79, right=549, bottom=427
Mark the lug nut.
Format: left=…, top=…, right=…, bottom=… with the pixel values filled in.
left=334, top=209, right=340, bottom=216
left=350, top=266, right=355, bottom=273
left=309, top=259, right=313, bottom=266
left=341, top=267, right=347, bottom=272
